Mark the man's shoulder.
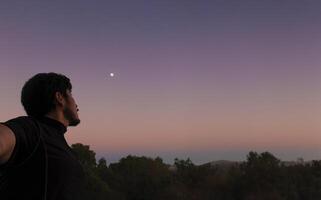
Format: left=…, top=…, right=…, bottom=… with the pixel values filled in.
left=2, top=116, right=39, bottom=138
left=6, top=116, right=33, bottom=122
left=4, top=116, right=38, bottom=126
left=0, top=116, right=41, bottom=169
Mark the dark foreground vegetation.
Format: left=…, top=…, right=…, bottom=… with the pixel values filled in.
left=71, top=143, right=321, bottom=200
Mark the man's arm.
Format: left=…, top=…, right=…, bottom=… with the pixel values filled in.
left=0, top=124, right=16, bottom=165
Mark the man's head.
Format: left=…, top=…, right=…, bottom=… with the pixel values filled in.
left=21, top=72, right=80, bottom=126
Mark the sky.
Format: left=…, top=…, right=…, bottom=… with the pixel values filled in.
left=1, top=0, right=321, bottom=164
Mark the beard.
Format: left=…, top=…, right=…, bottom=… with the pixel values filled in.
left=63, top=106, right=80, bottom=126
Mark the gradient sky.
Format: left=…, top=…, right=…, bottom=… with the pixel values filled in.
left=1, top=0, right=321, bottom=164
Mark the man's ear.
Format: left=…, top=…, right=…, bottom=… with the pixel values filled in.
left=54, top=91, right=66, bottom=107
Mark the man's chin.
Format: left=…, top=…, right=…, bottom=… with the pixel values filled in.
left=69, top=118, right=80, bottom=126
left=63, top=107, right=81, bottom=126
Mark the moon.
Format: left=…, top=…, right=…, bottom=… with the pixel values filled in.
left=109, top=73, right=115, bottom=77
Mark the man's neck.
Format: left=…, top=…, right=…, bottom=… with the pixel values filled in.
left=45, top=112, right=68, bottom=127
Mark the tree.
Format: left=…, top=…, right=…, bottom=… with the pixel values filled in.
left=240, top=151, right=283, bottom=199
left=71, top=143, right=96, bottom=169
left=71, top=143, right=112, bottom=200
left=109, top=155, right=171, bottom=200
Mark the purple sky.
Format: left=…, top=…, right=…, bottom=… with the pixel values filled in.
left=1, top=0, right=321, bottom=164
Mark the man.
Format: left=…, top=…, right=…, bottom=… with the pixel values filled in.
left=0, top=73, right=88, bottom=200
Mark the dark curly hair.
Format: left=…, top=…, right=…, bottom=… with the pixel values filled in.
left=21, top=72, right=72, bottom=118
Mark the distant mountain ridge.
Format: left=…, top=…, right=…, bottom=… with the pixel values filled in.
left=203, top=159, right=313, bottom=167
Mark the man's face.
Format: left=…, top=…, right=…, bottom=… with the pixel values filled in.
left=63, top=90, right=80, bottom=126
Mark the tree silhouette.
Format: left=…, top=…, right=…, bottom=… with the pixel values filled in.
left=71, top=143, right=111, bottom=200
left=68, top=144, right=321, bottom=200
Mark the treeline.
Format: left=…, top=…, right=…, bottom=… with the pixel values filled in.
left=71, top=143, right=321, bottom=200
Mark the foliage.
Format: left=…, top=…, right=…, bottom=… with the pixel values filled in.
left=70, top=144, right=321, bottom=200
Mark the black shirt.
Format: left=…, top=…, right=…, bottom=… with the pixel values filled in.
left=0, top=116, right=88, bottom=200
